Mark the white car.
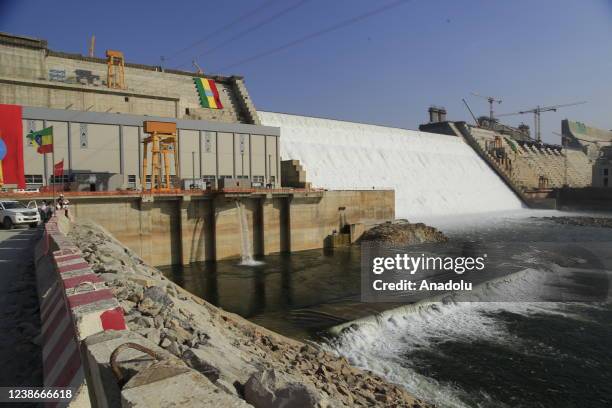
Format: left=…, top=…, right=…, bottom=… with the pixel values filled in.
left=0, top=200, right=41, bottom=229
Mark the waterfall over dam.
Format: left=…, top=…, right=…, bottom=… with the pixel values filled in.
left=259, top=112, right=523, bottom=218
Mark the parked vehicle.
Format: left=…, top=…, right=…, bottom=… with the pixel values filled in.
left=0, top=200, right=40, bottom=229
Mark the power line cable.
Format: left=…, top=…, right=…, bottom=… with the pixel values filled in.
left=32, top=0, right=410, bottom=132
left=174, top=0, right=312, bottom=69
left=214, top=0, right=410, bottom=72
left=165, top=0, right=280, bottom=62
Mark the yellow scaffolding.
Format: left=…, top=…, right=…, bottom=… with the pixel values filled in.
left=141, top=121, right=179, bottom=192
left=106, top=49, right=126, bottom=89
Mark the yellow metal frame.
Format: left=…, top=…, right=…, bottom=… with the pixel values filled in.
left=141, top=122, right=179, bottom=192
left=106, top=50, right=126, bottom=89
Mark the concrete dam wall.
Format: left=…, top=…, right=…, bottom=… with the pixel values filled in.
left=51, top=189, right=393, bottom=266
left=259, top=112, right=523, bottom=218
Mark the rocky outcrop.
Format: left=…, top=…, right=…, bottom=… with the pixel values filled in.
left=536, top=216, right=612, bottom=228
left=69, top=221, right=431, bottom=408
left=360, top=219, right=448, bottom=246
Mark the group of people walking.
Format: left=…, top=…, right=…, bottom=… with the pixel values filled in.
left=38, top=194, right=70, bottom=223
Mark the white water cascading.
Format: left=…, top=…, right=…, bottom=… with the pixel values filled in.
left=259, top=112, right=523, bottom=218
left=235, top=201, right=262, bottom=266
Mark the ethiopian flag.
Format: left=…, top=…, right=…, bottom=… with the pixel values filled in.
left=193, top=78, right=223, bottom=109
left=27, top=126, right=53, bottom=154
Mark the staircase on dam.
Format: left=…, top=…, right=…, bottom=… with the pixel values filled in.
left=464, top=125, right=593, bottom=192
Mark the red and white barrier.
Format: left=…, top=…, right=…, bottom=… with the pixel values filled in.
left=35, top=215, right=127, bottom=407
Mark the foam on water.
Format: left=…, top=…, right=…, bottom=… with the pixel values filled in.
left=259, top=111, right=524, bottom=218
left=323, top=267, right=585, bottom=407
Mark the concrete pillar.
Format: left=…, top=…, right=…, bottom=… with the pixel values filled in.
left=138, top=197, right=154, bottom=264
left=262, top=197, right=282, bottom=255
left=253, top=198, right=264, bottom=256
left=180, top=197, right=215, bottom=265
left=280, top=197, right=291, bottom=253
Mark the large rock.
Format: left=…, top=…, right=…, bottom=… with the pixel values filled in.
left=244, top=369, right=322, bottom=408
left=359, top=219, right=448, bottom=246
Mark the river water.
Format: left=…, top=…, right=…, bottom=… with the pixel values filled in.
left=160, top=212, right=612, bottom=408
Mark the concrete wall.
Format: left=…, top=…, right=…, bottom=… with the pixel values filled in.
left=47, top=190, right=394, bottom=266
left=19, top=106, right=280, bottom=189
left=0, top=32, right=260, bottom=125
left=289, top=190, right=395, bottom=252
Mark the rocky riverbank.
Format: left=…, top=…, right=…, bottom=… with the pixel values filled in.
left=360, top=219, right=448, bottom=246
left=535, top=216, right=612, bottom=228
left=69, top=221, right=431, bottom=408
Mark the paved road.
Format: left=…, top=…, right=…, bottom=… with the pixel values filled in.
left=0, top=226, right=43, bottom=388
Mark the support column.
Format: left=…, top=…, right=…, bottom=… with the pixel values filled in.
left=138, top=196, right=154, bottom=264
left=179, top=197, right=216, bottom=265
left=262, top=197, right=282, bottom=255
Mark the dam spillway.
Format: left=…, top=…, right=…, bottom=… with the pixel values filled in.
left=259, top=112, right=524, bottom=218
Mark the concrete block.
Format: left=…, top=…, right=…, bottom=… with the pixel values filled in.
left=83, top=330, right=182, bottom=408
left=121, top=369, right=251, bottom=408
left=350, top=223, right=366, bottom=243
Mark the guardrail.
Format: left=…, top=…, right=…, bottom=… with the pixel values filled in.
left=34, top=214, right=127, bottom=407
left=1, top=186, right=330, bottom=200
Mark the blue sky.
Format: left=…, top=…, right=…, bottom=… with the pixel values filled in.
left=2, top=0, right=611, bottom=143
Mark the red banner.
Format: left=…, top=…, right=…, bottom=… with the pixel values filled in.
left=54, top=159, right=64, bottom=177
left=0, top=104, right=25, bottom=188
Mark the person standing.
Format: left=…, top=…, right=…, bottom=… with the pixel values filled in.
left=39, top=201, right=47, bottom=223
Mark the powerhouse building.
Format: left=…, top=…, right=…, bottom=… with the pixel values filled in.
left=0, top=32, right=280, bottom=190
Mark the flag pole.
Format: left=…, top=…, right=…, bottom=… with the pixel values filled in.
left=52, top=148, right=55, bottom=212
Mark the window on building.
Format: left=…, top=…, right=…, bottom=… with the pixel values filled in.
left=50, top=175, right=70, bottom=183
left=144, top=174, right=177, bottom=186
left=201, top=175, right=216, bottom=188
left=236, top=175, right=249, bottom=179
left=127, top=175, right=137, bottom=188
left=220, top=175, right=233, bottom=179
left=252, top=175, right=264, bottom=183
left=25, top=174, right=43, bottom=185
left=270, top=176, right=276, bottom=183
left=604, top=178, right=609, bottom=187
left=604, top=168, right=609, bottom=176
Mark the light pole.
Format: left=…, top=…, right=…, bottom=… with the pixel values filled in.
left=191, top=151, right=195, bottom=189
left=268, top=154, right=272, bottom=187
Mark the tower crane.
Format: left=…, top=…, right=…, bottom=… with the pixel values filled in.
left=497, top=101, right=586, bottom=143
left=470, top=92, right=502, bottom=122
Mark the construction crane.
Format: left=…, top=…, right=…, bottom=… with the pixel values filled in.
left=497, top=101, right=586, bottom=143
left=192, top=59, right=204, bottom=74
left=462, top=98, right=479, bottom=125
left=89, top=35, right=95, bottom=57
left=470, top=92, right=502, bottom=121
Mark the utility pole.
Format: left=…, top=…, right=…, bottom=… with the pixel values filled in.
left=192, top=151, right=195, bottom=189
